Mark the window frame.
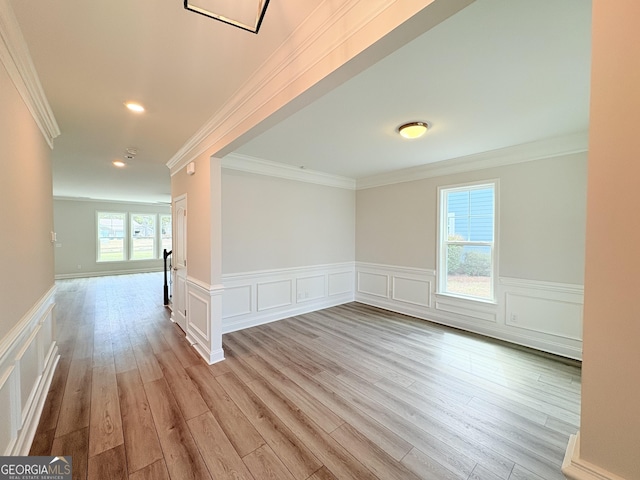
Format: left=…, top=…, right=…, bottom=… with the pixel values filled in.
left=96, top=211, right=171, bottom=262
left=159, top=213, right=173, bottom=258
left=437, top=180, right=499, bottom=303
left=130, top=213, right=157, bottom=261
left=96, top=211, right=127, bottom=262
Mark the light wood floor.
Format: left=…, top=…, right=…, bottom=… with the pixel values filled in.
left=30, top=273, right=581, bottom=480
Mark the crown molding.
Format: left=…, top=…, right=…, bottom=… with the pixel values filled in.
left=53, top=196, right=171, bottom=207
left=356, top=132, right=589, bottom=190
left=222, top=154, right=356, bottom=190
left=0, top=0, right=60, bottom=149
left=167, top=0, right=463, bottom=175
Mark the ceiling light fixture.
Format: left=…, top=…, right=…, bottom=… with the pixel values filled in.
left=184, top=0, right=270, bottom=34
left=398, top=121, right=429, bottom=139
left=125, top=102, right=145, bottom=113
left=112, top=160, right=126, bottom=168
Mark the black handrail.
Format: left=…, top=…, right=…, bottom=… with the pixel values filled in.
left=163, top=249, right=173, bottom=306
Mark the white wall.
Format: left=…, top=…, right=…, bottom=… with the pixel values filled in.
left=220, top=168, right=356, bottom=332
left=53, top=198, right=170, bottom=278
left=355, top=153, right=587, bottom=359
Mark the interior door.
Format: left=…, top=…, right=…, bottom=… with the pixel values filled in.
left=172, top=195, right=187, bottom=331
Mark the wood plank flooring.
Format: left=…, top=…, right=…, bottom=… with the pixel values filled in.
left=30, top=273, right=581, bottom=480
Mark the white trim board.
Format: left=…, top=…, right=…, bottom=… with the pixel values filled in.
left=354, top=262, right=583, bottom=359
left=223, top=154, right=356, bottom=190
left=55, top=267, right=163, bottom=280
left=0, top=0, right=60, bottom=148
left=0, top=286, right=58, bottom=455
left=562, top=433, right=627, bottom=480
left=357, top=132, right=588, bottom=190
left=222, top=262, right=355, bottom=333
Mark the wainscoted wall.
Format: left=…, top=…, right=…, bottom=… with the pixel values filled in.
left=184, top=277, right=224, bottom=365
left=355, top=262, right=583, bottom=359
left=222, top=263, right=355, bottom=333
left=0, top=288, right=58, bottom=455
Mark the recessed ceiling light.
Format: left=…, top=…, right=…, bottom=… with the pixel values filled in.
left=398, top=121, right=429, bottom=139
left=112, top=160, right=126, bottom=168
left=124, top=102, right=145, bottom=113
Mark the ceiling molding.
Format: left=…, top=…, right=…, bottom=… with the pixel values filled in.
left=223, top=154, right=356, bottom=190
left=166, top=0, right=456, bottom=175
left=53, top=196, right=171, bottom=207
left=356, top=132, right=589, bottom=190
left=0, top=0, right=60, bottom=149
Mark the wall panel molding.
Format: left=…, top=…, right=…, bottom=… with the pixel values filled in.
left=185, top=278, right=225, bottom=365
left=354, top=262, right=583, bottom=359
left=0, top=286, right=58, bottom=455
left=222, top=262, right=355, bottom=333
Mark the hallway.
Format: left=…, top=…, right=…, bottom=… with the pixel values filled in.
left=30, top=273, right=581, bottom=480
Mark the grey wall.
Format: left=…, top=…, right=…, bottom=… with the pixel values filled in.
left=356, top=152, right=587, bottom=285
left=222, top=169, right=356, bottom=274
left=53, top=199, right=170, bottom=277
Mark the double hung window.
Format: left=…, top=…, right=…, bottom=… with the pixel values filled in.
left=438, top=181, right=497, bottom=301
left=97, top=211, right=171, bottom=262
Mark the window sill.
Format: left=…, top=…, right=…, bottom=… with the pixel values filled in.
left=434, top=292, right=497, bottom=306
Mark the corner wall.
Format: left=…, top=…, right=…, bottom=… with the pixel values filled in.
left=562, top=1, right=640, bottom=478
left=355, top=153, right=587, bottom=359
left=221, top=168, right=356, bottom=332
left=0, top=2, right=59, bottom=455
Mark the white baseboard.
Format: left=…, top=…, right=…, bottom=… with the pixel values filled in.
left=355, top=262, right=583, bottom=360
left=55, top=266, right=163, bottom=280
left=222, top=263, right=355, bottom=333
left=0, top=286, right=58, bottom=455
left=562, top=432, right=627, bottom=480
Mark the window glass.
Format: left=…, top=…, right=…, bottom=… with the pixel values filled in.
left=440, top=183, right=496, bottom=301
left=97, top=212, right=126, bottom=262
left=131, top=214, right=156, bottom=260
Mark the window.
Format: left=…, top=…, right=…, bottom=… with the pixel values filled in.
left=160, top=214, right=172, bottom=256
left=97, top=212, right=126, bottom=261
left=97, top=211, right=171, bottom=262
left=130, top=214, right=156, bottom=260
left=438, top=181, right=497, bottom=301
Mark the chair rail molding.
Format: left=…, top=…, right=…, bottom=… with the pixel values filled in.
left=0, top=286, right=58, bottom=455
left=185, top=277, right=225, bottom=365
left=222, top=262, right=355, bottom=333
left=355, top=262, right=583, bottom=359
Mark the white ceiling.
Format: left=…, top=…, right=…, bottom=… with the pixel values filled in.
left=10, top=0, right=591, bottom=203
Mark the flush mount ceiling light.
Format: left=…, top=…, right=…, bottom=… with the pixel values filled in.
left=112, top=160, right=126, bottom=168
left=398, top=121, right=429, bottom=139
left=184, top=0, right=270, bottom=34
left=124, top=102, right=145, bottom=113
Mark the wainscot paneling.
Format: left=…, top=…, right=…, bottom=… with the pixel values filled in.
left=0, top=287, right=59, bottom=455
left=185, top=278, right=225, bottom=365
left=355, top=262, right=583, bottom=360
left=222, top=263, right=355, bottom=333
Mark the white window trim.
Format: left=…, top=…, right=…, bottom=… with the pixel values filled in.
left=96, top=211, right=128, bottom=263
left=436, top=179, right=499, bottom=303
left=96, top=211, right=171, bottom=263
